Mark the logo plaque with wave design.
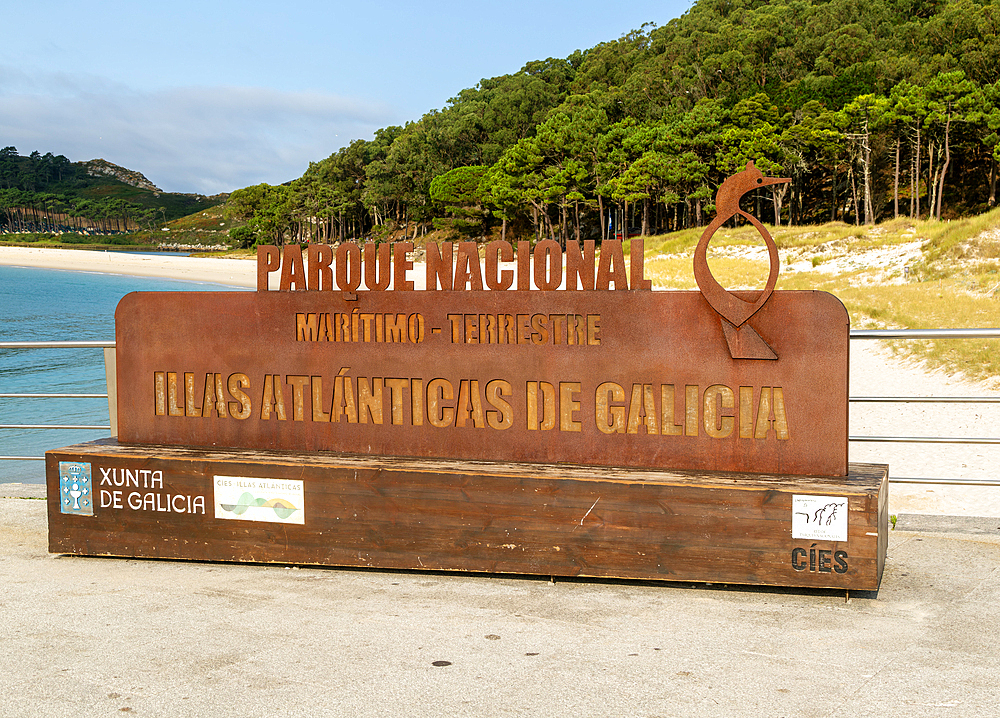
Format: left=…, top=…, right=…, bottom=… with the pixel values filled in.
left=214, top=476, right=304, bottom=524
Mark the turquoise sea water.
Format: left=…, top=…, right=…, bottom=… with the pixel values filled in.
left=0, top=263, right=248, bottom=483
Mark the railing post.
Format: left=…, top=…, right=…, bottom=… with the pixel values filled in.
left=104, top=347, right=118, bottom=437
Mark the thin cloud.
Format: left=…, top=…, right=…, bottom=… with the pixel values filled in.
left=0, top=68, right=396, bottom=194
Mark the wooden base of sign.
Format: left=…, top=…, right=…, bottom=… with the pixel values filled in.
left=46, top=439, right=888, bottom=590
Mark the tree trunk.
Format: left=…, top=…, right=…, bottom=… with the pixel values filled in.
left=560, top=199, right=567, bottom=248
left=893, top=138, right=900, bottom=219
left=789, top=177, right=796, bottom=225
left=770, top=185, right=787, bottom=226
left=849, top=165, right=859, bottom=225
left=831, top=164, right=838, bottom=222
left=936, top=108, right=951, bottom=221
left=862, top=118, right=873, bottom=225
left=797, top=174, right=805, bottom=224
left=915, top=126, right=922, bottom=219
left=641, top=197, right=650, bottom=236
left=989, top=159, right=997, bottom=208
left=598, top=195, right=606, bottom=241
left=574, top=200, right=580, bottom=245
left=927, top=142, right=937, bottom=219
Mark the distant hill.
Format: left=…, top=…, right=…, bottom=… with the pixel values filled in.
left=82, top=159, right=161, bottom=193
left=0, top=146, right=227, bottom=234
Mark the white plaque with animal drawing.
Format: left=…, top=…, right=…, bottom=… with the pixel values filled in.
left=792, top=495, right=848, bottom=542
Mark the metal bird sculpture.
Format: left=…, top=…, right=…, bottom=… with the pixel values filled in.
left=694, top=161, right=790, bottom=360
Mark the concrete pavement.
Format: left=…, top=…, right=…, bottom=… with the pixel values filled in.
left=2, top=485, right=999, bottom=718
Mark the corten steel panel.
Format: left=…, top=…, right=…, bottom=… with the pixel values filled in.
left=46, top=441, right=886, bottom=590
left=115, top=289, right=848, bottom=476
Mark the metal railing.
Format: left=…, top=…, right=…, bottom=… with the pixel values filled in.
left=847, top=329, right=1000, bottom=485
left=0, top=341, right=117, bottom=462
left=2, top=331, right=998, bottom=485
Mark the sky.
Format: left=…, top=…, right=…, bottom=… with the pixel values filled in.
left=0, top=1, right=693, bottom=195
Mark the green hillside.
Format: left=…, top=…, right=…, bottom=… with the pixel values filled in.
left=0, top=149, right=224, bottom=236
left=226, top=0, right=1000, bottom=247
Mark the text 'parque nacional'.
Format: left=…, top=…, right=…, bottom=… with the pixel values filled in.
left=256, top=238, right=652, bottom=292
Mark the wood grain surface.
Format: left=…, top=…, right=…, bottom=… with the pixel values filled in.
left=47, top=439, right=886, bottom=589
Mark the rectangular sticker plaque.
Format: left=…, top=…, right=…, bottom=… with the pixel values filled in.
left=214, top=476, right=305, bottom=524
left=792, top=494, right=849, bottom=542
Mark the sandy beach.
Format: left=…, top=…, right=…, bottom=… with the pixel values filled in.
left=2, top=245, right=997, bottom=516
left=0, top=245, right=260, bottom=288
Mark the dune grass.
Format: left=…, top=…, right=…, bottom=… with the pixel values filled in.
left=781, top=273, right=1000, bottom=383
left=634, top=209, right=1000, bottom=384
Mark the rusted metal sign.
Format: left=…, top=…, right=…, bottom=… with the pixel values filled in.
left=115, top=289, right=847, bottom=477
